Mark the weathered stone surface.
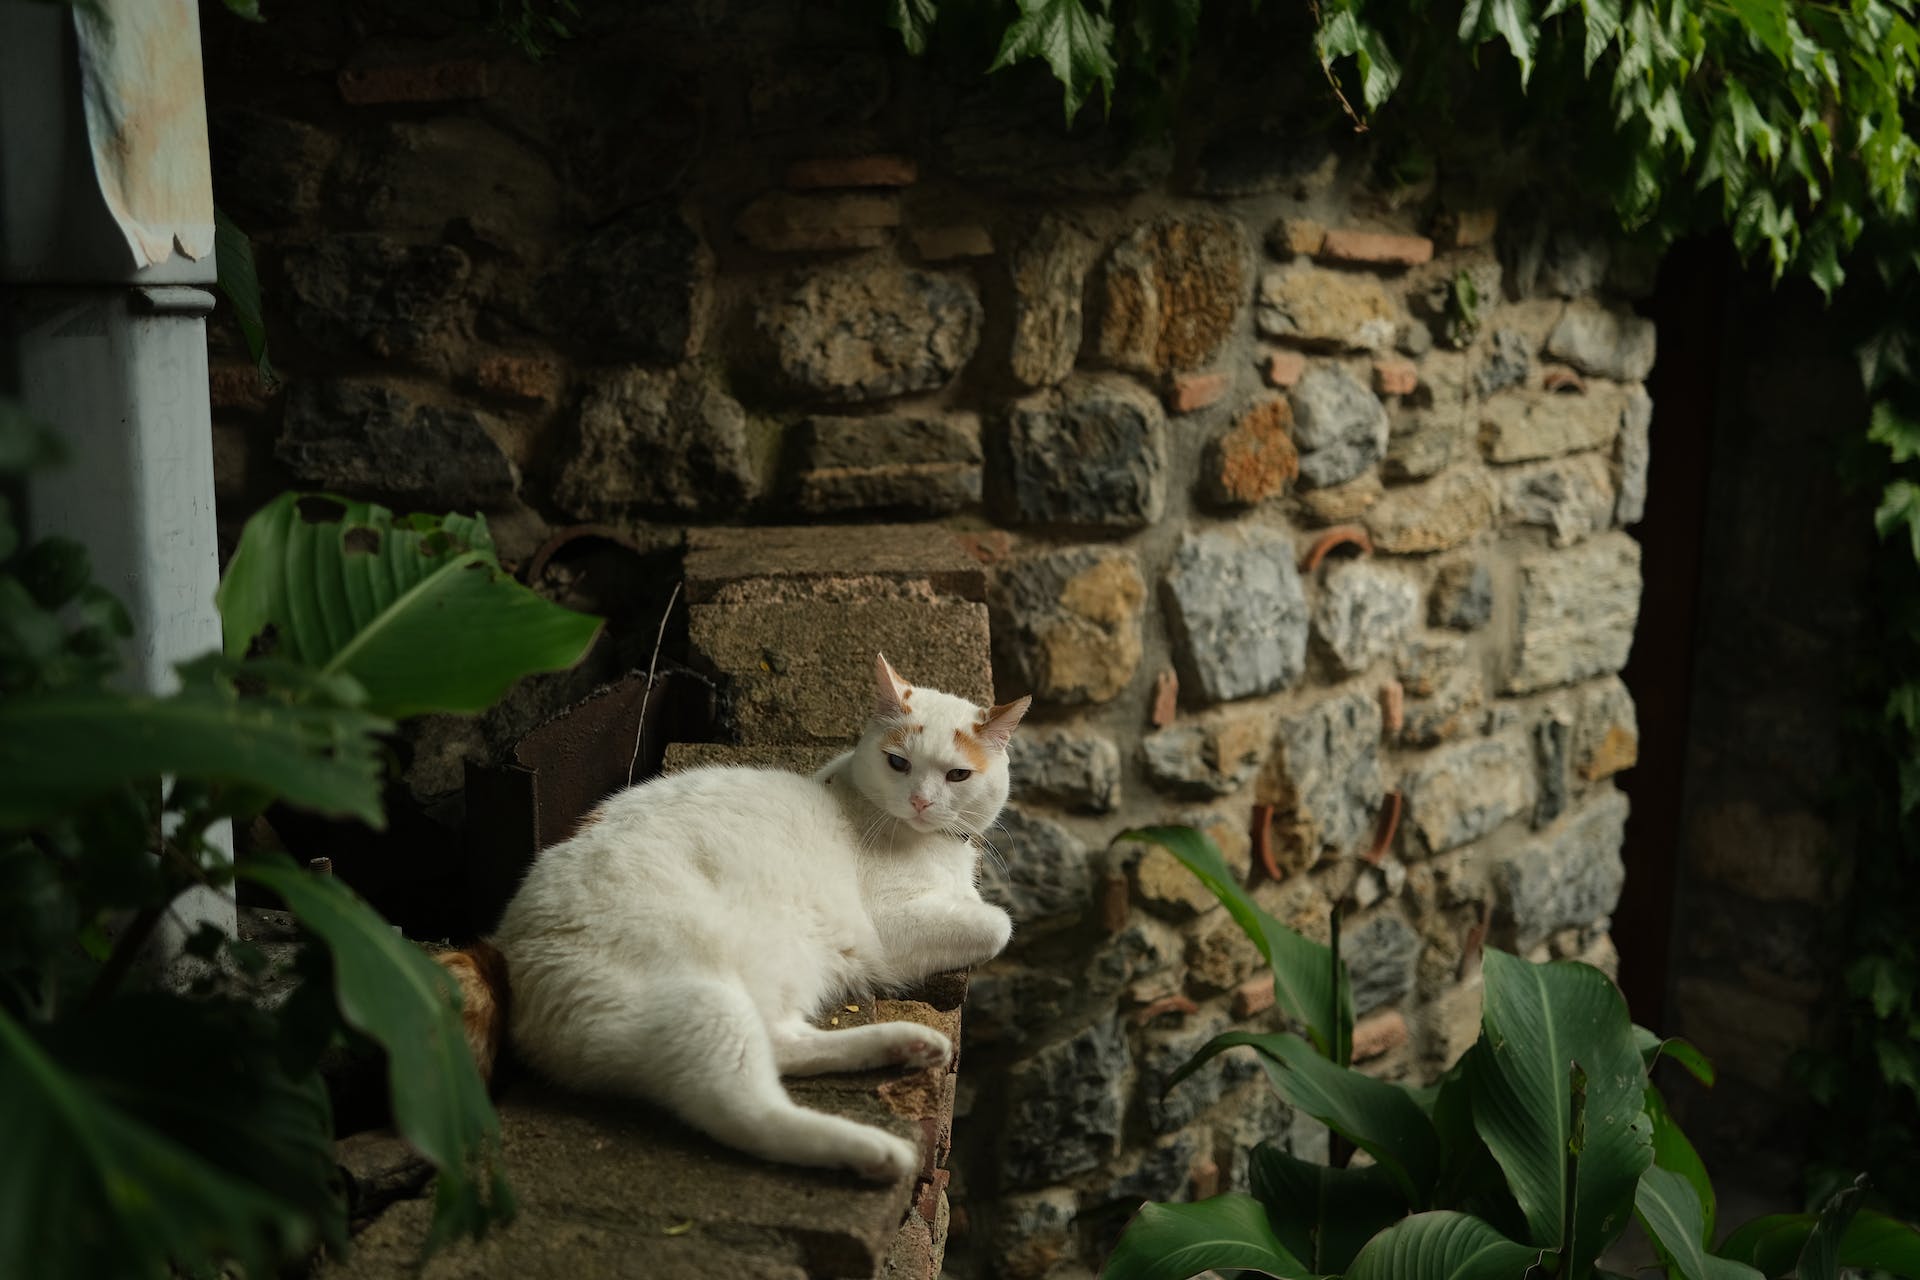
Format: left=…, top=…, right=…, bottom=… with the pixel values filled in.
left=540, top=206, right=710, bottom=363
left=1475, top=328, right=1533, bottom=396
left=1402, top=735, right=1535, bottom=856
left=282, top=235, right=469, bottom=364
left=1506, top=533, right=1641, bottom=693
left=1010, top=218, right=1098, bottom=389
left=990, top=546, right=1146, bottom=705
left=1503, top=223, right=1613, bottom=299
left=1313, top=561, right=1421, bottom=674
left=1500, top=452, right=1617, bottom=546
left=1097, top=214, right=1250, bottom=375
left=555, top=368, right=756, bottom=517
left=1290, top=366, right=1389, bottom=488
left=1205, top=399, right=1299, bottom=507
left=1480, top=387, right=1633, bottom=463
left=1259, top=687, right=1384, bottom=866
left=971, top=924, right=1177, bottom=1048
left=1162, top=526, right=1310, bottom=703
left=1546, top=303, right=1657, bottom=381
left=1493, top=790, right=1629, bottom=949
left=1686, top=802, right=1839, bottom=905
left=992, top=1190, right=1079, bottom=1280
left=1396, top=634, right=1470, bottom=697
left=1385, top=351, right=1471, bottom=481
left=1346, top=910, right=1422, bottom=1013
left=1186, top=905, right=1264, bottom=994
left=1296, top=473, right=1384, bottom=524
left=1140, top=1012, right=1260, bottom=1132
left=1374, top=358, right=1420, bottom=396
left=734, top=191, right=900, bottom=252
left=911, top=225, right=994, bottom=260
left=682, top=525, right=984, bottom=605
left=1400, top=666, right=1485, bottom=747
left=753, top=261, right=982, bottom=403
left=786, top=155, right=918, bottom=189
left=1365, top=468, right=1497, bottom=554
left=1101, top=1130, right=1205, bottom=1204
left=209, top=108, right=337, bottom=229
left=1533, top=706, right=1575, bottom=828
left=1430, top=559, right=1493, bottom=630
left=278, top=380, right=515, bottom=507
left=338, top=118, right=560, bottom=243
left=1256, top=267, right=1399, bottom=352
left=1004, top=376, right=1167, bottom=528
left=1193, top=129, right=1335, bottom=197
left=1614, top=386, right=1652, bottom=525
left=1573, top=676, right=1639, bottom=780
left=1140, top=706, right=1271, bottom=799
left=980, top=806, right=1093, bottom=930
left=1002, top=1018, right=1129, bottom=1186
left=792, top=413, right=981, bottom=515
left=1008, top=728, right=1122, bottom=813
left=1129, top=844, right=1223, bottom=917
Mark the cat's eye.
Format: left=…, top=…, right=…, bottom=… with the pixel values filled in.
left=885, top=752, right=910, bottom=773
left=946, top=768, right=972, bottom=783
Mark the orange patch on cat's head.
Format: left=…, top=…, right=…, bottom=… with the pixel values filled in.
left=953, top=728, right=990, bottom=771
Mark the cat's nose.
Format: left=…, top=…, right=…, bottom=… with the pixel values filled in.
left=910, top=795, right=931, bottom=814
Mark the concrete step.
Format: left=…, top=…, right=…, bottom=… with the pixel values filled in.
left=683, top=525, right=985, bottom=605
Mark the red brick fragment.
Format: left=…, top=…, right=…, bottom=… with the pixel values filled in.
left=954, top=530, right=1014, bottom=564
left=1149, top=668, right=1179, bottom=728
left=1380, top=680, right=1405, bottom=736
left=476, top=353, right=562, bottom=404
left=1263, top=349, right=1308, bottom=388
left=1252, top=803, right=1281, bottom=882
left=786, top=154, right=919, bottom=189
left=1232, top=976, right=1276, bottom=1019
left=1101, top=872, right=1131, bottom=932
left=1132, top=993, right=1198, bottom=1025
left=915, top=1167, right=952, bottom=1222
left=337, top=60, right=489, bottom=105
left=1365, top=791, right=1402, bottom=865
left=1373, top=358, right=1419, bottom=397
left=1319, top=228, right=1435, bottom=268
left=208, top=363, right=271, bottom=413
left=1167, top=371, right=1230, bottom=414
left=1543, top=367, right=1587, bottom=394
left=1352, top=1009, right=1409, bottom=1062
left=1189, top=1156, right=1221, bottom=1200
left=1300, top=524, right=1374, bottom=573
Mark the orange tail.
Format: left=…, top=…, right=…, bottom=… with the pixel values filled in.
left=435, top=940, right=510, bottom=1087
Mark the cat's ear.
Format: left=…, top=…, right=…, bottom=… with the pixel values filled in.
left=976, top=695, right=1031, bottom=748
left=873, top=652, right=913, bottom=718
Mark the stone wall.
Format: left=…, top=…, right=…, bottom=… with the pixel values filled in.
left=200, top=5, right=1653, bottom=1275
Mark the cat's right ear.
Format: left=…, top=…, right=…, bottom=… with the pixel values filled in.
left=873, top=652, right=913, bottom=718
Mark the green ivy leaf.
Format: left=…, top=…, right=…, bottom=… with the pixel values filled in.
left=1458, top=0, right=1539, bottom=83
left=1870, top=402, right=1920, bottom=463
left=988, top=0, right=1118, bottom=123
left=883, top=0, right=938, bottom=55
left=214, top=208, right=274, bottom=384
left=1874, top=480, right=1920, bottom=561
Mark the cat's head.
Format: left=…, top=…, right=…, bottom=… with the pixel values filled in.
left=849, top=653, right=1029, bottom=839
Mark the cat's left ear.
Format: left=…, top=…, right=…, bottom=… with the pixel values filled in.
left=874, top=652, right=913, bottom=718
left=976, top=695, right=1032, bottom=749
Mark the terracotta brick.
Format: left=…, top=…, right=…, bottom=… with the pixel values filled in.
left=1131, top=993, right=1198, bottom=1026
left=954, top=530, right=1014, bottom=564
left=786, top=154, right=918, bottom=189
left=1101, top=872, right=1131, bottom=932
left=476, top=353, right=562, bottom=404
left=915, top=1168, right=951, bottom=1222
left=1543, top=367, right=1587, bottom=394
left=735, top=192, right=900, bottom=252
left=1232, top=976, right=1275, bottom=1019
left=1150, top=668, right=1179, bottom=728
left=911, top=225, right=995, bottom=260
left=337, top=60, right=489, bottom=105
left=1189, top=1156, right=1221, bottom=1200
left=1373, top=358, right=1420, bottom=397
left=1380, top=679, right=1405, bottom=735
left=1319, top=228, right=1435, bottom=269
left=208, top=362, right=271, bottom=412
left=1167, top=371, right=1230, bottom=414
left=1262, top=349, right=1308, bottom=388
left=1352, top=1009, right=1409, bottom=1062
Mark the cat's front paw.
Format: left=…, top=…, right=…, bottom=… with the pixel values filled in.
left=848, top=1128, right=920, bottom=1182
left=884, top=1025, right=953, bottom=1071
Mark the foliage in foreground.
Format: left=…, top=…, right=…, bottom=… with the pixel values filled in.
left=1100, top=826, right=1920, bottom=1280
left=0, top=402, right=602, bottom=1276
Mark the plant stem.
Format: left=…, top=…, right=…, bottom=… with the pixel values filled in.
left=81, top=903, right=166, bottom=1011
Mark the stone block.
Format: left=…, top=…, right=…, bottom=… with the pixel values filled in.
left=990, top=546, right=1146, bottom=705
left=735, top=192, right=901, bottom=252
left=539, top=206, right=710, bottom=363
left=1319, top=229, right=1435, bottom=268
left=474, top=353, right=562, bottom=404
left=1614, top=386, right=1653, bottom=526
left=1500, top=452, right=1617, bottom=546
left=1290, top=365, right=1390, bottom=488
left=753, top=261, right=982, bottom=403
left=1671, top=978, right=1812, bottom=1092
left=1187, top=907, right=1264, bottom=994
left=1297, top=473, right=1384, bottom=524
left=554, top=368, right=757, bottom=518
left=1479, top=387, right=1633, bottom=463
left=1101, top=1130, right=1206, bottom=1204
left=1007, top=728, right=1122, bottom=813
left=1385, top=351, right=1471, bottom=480
left=1001, top=1018, right=1129, bottom=1186
left=980, top=806, right=1093, bottom=930
left=1162, top=526, right=1310, bottom=703
left=1139, top=1011, right=1261, bottom=1132
left=1399, top=667, right=1485, bottom=748
left=910, top=225, right=994, bottom=260
left=1096, top=213, right=1250, bottom=375
left=991, top=1189, right=1080, bottom=1280
left=1313, top=560, right=1422, bottom=674
left=1204, top=399, right=1299, bottom=507
left=281, top=234, right=469, bottom=365
left=1256, top=266, right=1400, bottom=351
left=786, top=154, right=918, bottom=188
left=1505, top=533, right=1641, bottom=693
left=1402, top=736, right=1535, bottom=856
left=1346, top=910, right=1422, bottom=1013
left=1492, top=789, right=1628, bottom=950
left=336, top=118, right=560, bottom=244
left=1004, top=375, right=1168, bottom=529
left=1474, top=329, right=1533, bottom=397
left=1009, top=217, right=1099, bottom=389
left=792, top=413, right=983, bottom=516
left=336, top=59, right=489, bottom=106
left=278, top=379, right=515, bottom=508
left=1685, top=800, right=1838, bottom=904
left=1259, top=687, right=1384, bottom=865
left=1396, top=634, right=1470, bottom=697
left=1573, top=676, right=1638, bottom=780
left=1546, top=303, right=1657, bottom=381
left=1429, top=559, right=1493, bottom=630
left=682, top=526, right=984, bottom=605
left=1140, top=705, right=1272, bottom=799
left=208, top=108, right=336, bottom=229
left=1365, top=467, right=1497, bottom=554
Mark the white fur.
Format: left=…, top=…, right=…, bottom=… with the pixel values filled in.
left=492, top=655, right=1028, bottom=1180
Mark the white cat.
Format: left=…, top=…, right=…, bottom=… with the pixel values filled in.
left=470, top=654, right=1028, bottom=1180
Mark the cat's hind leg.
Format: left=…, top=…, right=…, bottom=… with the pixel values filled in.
left=771, top=1019, right=953, bottom=1075
left=570, top=975, right=920, bottom=1181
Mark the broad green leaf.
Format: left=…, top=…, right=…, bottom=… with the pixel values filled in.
left=1343, top=1210, right=1541, bottom=1279
left=1102, top=1194, right=1312, bottom=1280
left=1174, top=1031, right=1440, bottom=1205
left=1645, top=1086, right=1713, bottom=1241
left=1471, top=952, right=1651, bottom=1264
left=214, top=207, right=274, bottom=381
left=1632, top=1025, right=1717, bottom=1085
left=1581, top=0, right=1623, bottom=69
left=1725, top=0, right=1791, bottom=64
left=242, top=853, right=513, bottom=1247
left=1116, top=826, right=1353, bottom=1059
left=987, top=0, right=1118, bottom=122
left=884, top=0, right=938, bottom=54
left=0, top=668, right=388, bottom=827
left=1317, top=5, right=1404, bottom=110
left=218, top=492, right=603, bottom=719
left=1458, top=0, right=1538, bottom=84
left=0, top=1005, right=309, bottom=1278
left=1870, top=402, right=1920, bottom=464
left=1875, top=480, right=1920, bottom=561
left=1797, top=1177, right=1866, bottom=1280
left=1248, top=1142, right=1406, bottom=1272
left=1635, top=1165, right=1762, bottom=1280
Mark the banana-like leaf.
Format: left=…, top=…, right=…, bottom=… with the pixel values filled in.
left=218, top=493, right=602, bottom=719
left=1101, top=1194, right=1313, bottom=1280
left=1173, top=1030, right=1440, bottom=1205
left=1635, top=1166, right=1763, bottom=1280
left=0, top=1005, right=311, bottom=1278
left=1717, top=1208, right=1920, bottom=1275
left=1342, top=1210, right=1542, bottom=1279
left=0, top=667, right=388, bottom=827
left=1632, top=1024, right=1717, bottom=1085
left=1249, top=1141, right=1407, bottom=1273
left=242, top=854, right=512, bottom=1243
left=1646, top=1085, right=1715, bottom=1242
left=1796, top=1177, right=1867, bottom=1280
left=1116, top=825, right=1353, bottom=1059
left=1471, top=951, right=1651, bottom=1265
